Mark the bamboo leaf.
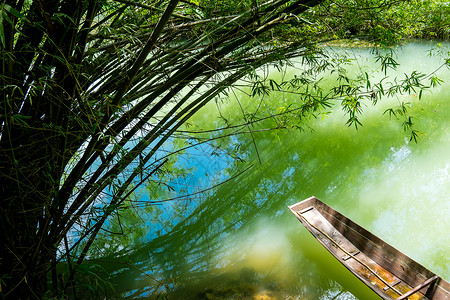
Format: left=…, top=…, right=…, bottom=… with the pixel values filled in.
left=4, top=4, right=26, bottom=19
left=0, top=9, right=4, bottom=48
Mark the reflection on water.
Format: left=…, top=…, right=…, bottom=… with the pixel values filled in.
left=104, top=42, right=450, bottom=299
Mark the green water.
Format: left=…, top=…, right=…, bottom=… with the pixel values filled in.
left=106, top=42, right=450, bottom=299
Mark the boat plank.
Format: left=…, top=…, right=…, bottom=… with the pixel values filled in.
left=289, top=196, right=450, bottom=300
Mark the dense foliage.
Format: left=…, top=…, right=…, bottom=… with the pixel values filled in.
left=315, top=0, right=450, bottom=41
left=0, top=0, right=447, bottom=298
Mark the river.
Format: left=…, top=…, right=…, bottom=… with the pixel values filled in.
left=102, top=41, right=450, bottom=299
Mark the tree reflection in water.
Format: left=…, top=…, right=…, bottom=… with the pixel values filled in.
left=99, top=43, right=449, bottom=299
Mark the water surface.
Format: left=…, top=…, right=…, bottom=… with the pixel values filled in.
left=106, top=42, right=450, bottom=299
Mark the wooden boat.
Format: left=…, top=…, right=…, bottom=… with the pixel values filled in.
left=289, top=196, right=450, bottom=300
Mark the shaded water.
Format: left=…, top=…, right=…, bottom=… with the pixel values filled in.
left=105, top=42, right=450, bottom=299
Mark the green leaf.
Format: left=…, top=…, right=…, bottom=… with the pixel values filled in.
left=430, top=75, right=443, bottom=87
left=53, top=12, right=76, bottom=25
left=346, top=116, right=363, bottom=129
left=383, top=108, right=397, bottom=119
left=4, top=4, right=26, bottom=19
left=0, top=8, right=4, bottom=48
left=365, top=72, right=371, bottom=89
left=0, top=3, right=28, bottom=48
left=410, top=130, right=423, bottom=143
left=11, top=114, right=31, bottom=126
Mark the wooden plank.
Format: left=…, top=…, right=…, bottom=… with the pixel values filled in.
left=288, top=196, right=450, bottom=300
left=296, top=207, right=406, bottom=299
left=397, top=276, right=439, bottom=300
